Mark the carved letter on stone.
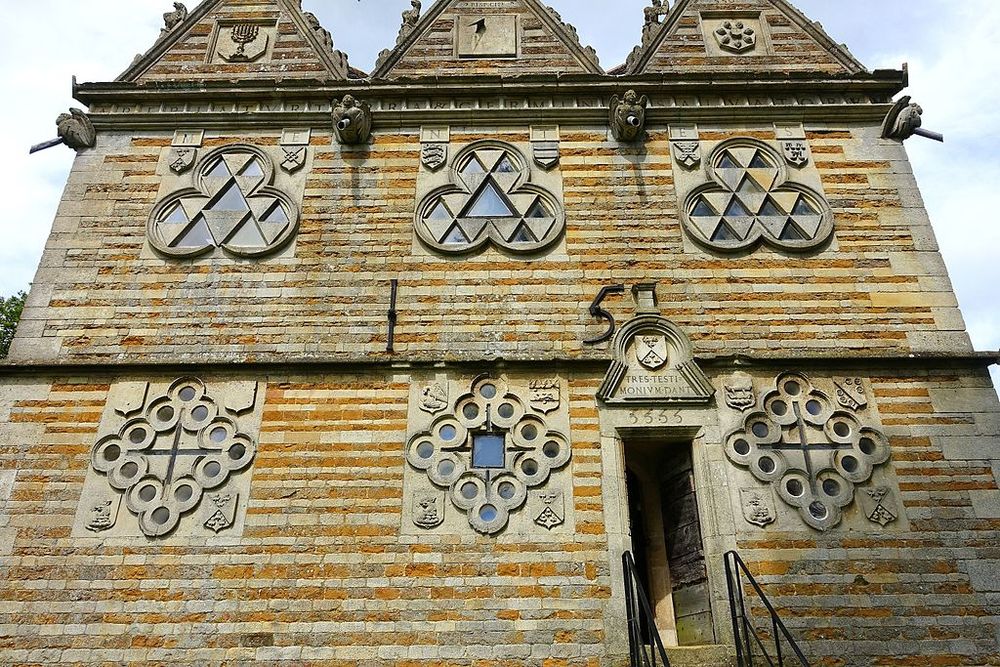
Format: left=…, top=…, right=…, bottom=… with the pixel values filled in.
left=834, top=377, right=868, bottom=411
left=740, top=488, right=775, bottom=527
left=419, top=382, right=449, bottom=415
left=672, top=141, right=701, bottom=169
left=725, top=380, right=756, bottom=412
left=609, top=90, right=648, bottom=143
left=168, top=147, right=196, bottom=174
left=529, top=379, right=561, bottom=415
left=860, top=487, right=898, bottom=527
left=780, top=140, right=810, bottom=167
left=535, top=490, right=565, bottom=530
left=332, top=95, right=373, bottom=146
left=413, top=493, right=444, bottom=529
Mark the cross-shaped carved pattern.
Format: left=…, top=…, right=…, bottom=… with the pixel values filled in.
left=725, top=372, right=890, bottom=531
left=90, top=378, right=256, bottom=537
left=148, top=145, right=299, bottom=259
left=683, top=139, right=833, bottom=252
left=415, top=141, right=565, bottom=255
left=406, top=376, right=570, bottom=534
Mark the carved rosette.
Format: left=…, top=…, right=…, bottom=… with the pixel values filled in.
left=405, top=376, right=570, bottom=535
left=724, top=373, right=891, bottom=531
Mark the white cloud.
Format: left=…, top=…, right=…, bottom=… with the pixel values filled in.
left=0, top=0, right=996, bottom=389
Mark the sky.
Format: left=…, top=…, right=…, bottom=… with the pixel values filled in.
left=0, top=0, right=996, bottom=390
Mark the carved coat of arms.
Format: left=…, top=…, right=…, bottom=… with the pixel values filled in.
left=421, top=143, right=447, bottom=171
left=529, top=378, right=560, bottom=414
left=535, top=490, right=565, bottom=530
left=280, top=145, right=307, bottom=174
left=635, top=335, right=669, bottom=370
left=859, top=486, right=898, bottom=527
left=780, top=140, right=810, bottom=166
left=725, top=382, right=756, bottom=411
left=672, top=141, right=701, bottom=169
left=168, top=147, right=196, bottom=174
left=413, top=493, right=444, bottom=529
left=419, top=382, right=449, bottom=415
left=740, top=488, right=775, bottom=527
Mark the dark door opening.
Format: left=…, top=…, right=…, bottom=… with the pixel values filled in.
left=624, top=439, right=715, bottom=647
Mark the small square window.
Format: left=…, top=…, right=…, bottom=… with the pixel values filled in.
left=472, top=433, right=505, bottom=469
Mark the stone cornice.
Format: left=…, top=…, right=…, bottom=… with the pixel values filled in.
left=73, top=70, right=907, bottom=130
left=1, top=351, right=996, bottom=379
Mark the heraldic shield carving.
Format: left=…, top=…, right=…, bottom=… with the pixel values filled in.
left=598, top=315, right=714, bottom=405
left=74, top=378, right=263, bottom=539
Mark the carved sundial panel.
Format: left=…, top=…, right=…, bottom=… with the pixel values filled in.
left=723, top=372, right=895, bottom=531
left=414, top=139, right=566, bottom=256
left=456, top=15, right=519, bottom=58
left=148, top=143, right=307, bottom=260
left=72, top=378, right=265, bottom=540
left=403, top=375, right=573, bottom=536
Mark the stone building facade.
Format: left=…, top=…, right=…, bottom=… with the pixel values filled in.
left=2, top=0, right=999, bottom=665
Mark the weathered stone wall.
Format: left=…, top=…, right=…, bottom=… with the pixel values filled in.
left=0, top=367, right=997, bottom=665
left=10, top=123, right=970, bottom=365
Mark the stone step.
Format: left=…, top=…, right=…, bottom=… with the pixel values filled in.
left=664, top=644, right=739, bottom=667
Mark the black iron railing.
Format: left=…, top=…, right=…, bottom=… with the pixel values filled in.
left=725, top=550, right=810, bottom=667
left=622, top=551, right=671, bottom=667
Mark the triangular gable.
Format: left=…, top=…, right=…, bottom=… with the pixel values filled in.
left=117, top=0, right=350, bottom=83
left=373, top=0, right=603, bottom=80
left=624, top=0, right=866, bottom=76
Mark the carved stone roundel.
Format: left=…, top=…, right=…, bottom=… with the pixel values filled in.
left=683, top=138, right=833, bottom=252
left=148, top=144, right=300, bottom=259
left=406, top=376, right=570, bottom=535
left=724, top=372, right=890, bottom=531
left=90, top=378, right=256, bottom=537
left=415, top=140, right=565, bottom=255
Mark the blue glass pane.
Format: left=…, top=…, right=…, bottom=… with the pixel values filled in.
left=472, top=433, right=505, bottom=468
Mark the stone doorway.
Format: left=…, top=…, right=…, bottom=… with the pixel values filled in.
left=625, top=438, right=716, bottom=647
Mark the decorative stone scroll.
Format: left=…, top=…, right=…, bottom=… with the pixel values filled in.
left=414, top=139, right=565, bottom=255
left=73, top=378, right=264, bottom=539
left=598, top=286, right=714, bottom=405
left=404, top=375, right=572, bottom=535
left=148, top=144, right=301, bottom=259
left=676, top=137, right=834, bottom=253
left=724, top=372, right=891, bottom=531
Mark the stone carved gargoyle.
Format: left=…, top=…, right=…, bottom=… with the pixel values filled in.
left=332, top=95, right=373, bottom=145
left=881, top=95, right=944, bottom=143
left=161, top=2, right=188, bottom=39
left=609, top=90, right=649, bottom=142
left=57, top=109, right=96, bottom=151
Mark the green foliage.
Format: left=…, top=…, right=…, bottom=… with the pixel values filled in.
left=0, top=291, right=27, bottom=358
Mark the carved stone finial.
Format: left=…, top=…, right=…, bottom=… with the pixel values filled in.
left=332, top=95, right=373, bottom=145
left=56, top=108, right=96, bottom=151
left=626, top=0, right=669, bottom=72
left=609, top=90, right=648, bottom=142
left=543, top=4, right=600, bottom=68
left=160, top=2, right=187, bottom=39
left=303, top=11, right=334, bottom=51
left=374, top=1, right=421, bottom=71
left=881, top=95, right=944, bottom=143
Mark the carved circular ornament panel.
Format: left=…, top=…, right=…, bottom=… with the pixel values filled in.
left=148, top=145, right=300, bottom=258
left=406, top=376, right=570, bottom=534
left=724, top=372, right=890, bottom=531
left=682, top=139, right=833, bottom=252
left=414, top=140, right=565, bottom=255
left=90, top=377, right=256, bottom=537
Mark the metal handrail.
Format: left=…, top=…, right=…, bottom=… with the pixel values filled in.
left=724, top=550, right=810, bottom=667
left=622, top=551, right=672, bottom=667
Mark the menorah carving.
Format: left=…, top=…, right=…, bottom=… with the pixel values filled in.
left=228, top=24, right=260, bottom=61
